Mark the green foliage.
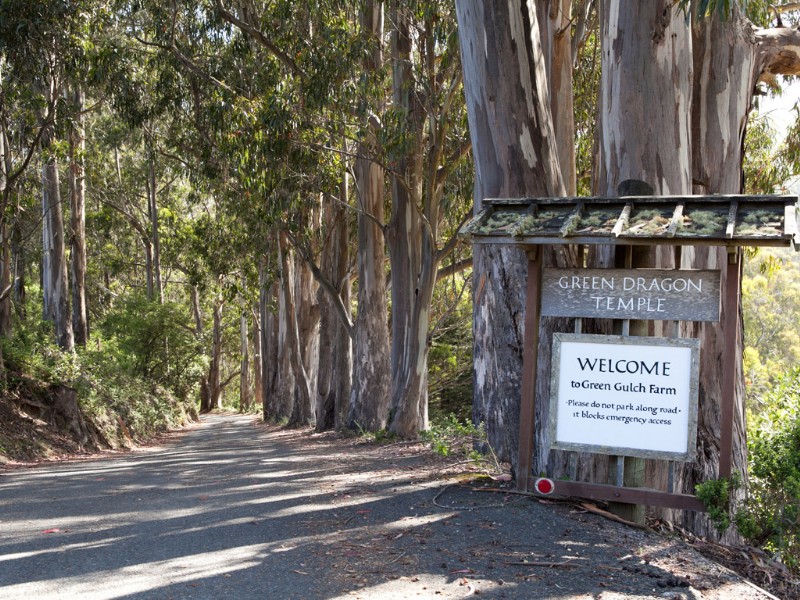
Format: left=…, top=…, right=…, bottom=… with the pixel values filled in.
left=695, top=472, right=742, bottom=533
left=743, top=249, right=800, bottom=405
left=428, top=270, right=473, bottom=423
left=736, top=368, right=800, bottom=569
left=2, top=317, right=81, bottom=386
left=422, top=414, right=488, bottom=465
left=677, top=0, right=740, bottom=19
left=573, top=29, right=601, bottom=196
left=98, top=294, right=206, bottom=400
left=744, top=113, right=792, bottom=194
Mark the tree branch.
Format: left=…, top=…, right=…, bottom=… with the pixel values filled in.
left=284, top=230, right=354, bottom=338
left=128, top=31, right=238, bottom=95
left=214, top=0, right=306, bottom=79
left=435, top=138, right=472, bottom=189
left=755, top=24, right=800, bottom=81
left=436, top=209, right=472, bottom=262
left=436, top=257, right=472, bottom=283
left=220, top=369, right=242, bottom=390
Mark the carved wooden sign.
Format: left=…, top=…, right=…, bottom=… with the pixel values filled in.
left=541, top=268, right=721, bottom=322
left=549, top=333, right=700, bottom=461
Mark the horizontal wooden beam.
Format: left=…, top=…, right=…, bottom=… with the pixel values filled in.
left=483, top=194, right=797, bottom=206
left=526, top=477, right=707, bottom=512
left=471, top=235, right=796, bottom=249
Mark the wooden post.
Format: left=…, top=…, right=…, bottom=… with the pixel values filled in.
left=607, top=214, right=649, bottom=525
left=719, top=247, right=741, bottom=479
left=517, top=247, right=543, bottom=491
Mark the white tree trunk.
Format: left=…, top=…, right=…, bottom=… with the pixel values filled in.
left=147, top=151, right=163, bottom=304
left=292, top=239, right=318, bottom=426
left=239, top=308, right=251, bottom=411
left=386, top=2, right=432, bottom=437
left=69, top=85, right=88, bottom=346
left=675, top=6, right=787, bottom=541
left=41, top=121, right=74, bottom=351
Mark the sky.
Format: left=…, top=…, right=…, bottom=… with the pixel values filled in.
left=758, top=78, right=800, bottom=143
left=757, top=77, right=800, bottom=192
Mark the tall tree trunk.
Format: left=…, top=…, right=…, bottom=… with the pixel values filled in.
left=144, top=235, right=154, bottom=302
left=0, top=152, right=9, bottom=384
left=190, top=284, right=203, bottom=335
left=259, top=257, right=277, bottom=420
left=275, top=231, right=313, bottom=423
left=12, top=219, right=25, bottom=316
left=41, top=105, right=74, bottom=351
left=676, top=5, right=785, bottom=541
left=264, top=279, right=280, bottom=418
left=317, top=187, right=352, bottom=431
left=239, top=308, right=251, bottom=412
left=69, top=85, right=88, bottom=346
left=252, top=305, right=263, bottom=417
left=147, top=151, right=163, bottom=304
left=593, top=0, right=691, bottom=523
left=596, top=1, right=692, bottom=195
left=0, top=127, right=11, bottom=338
left=204, top=298, right=223, bottom=412
left=292, top=242, right=317, bottom=426
left=386, top=2, right=431, bottom=437
left=347, top=1, right=391, bottom=432
left=456, top=1, right=564, bottom=468
left=538, top=0, right=577, bottom=196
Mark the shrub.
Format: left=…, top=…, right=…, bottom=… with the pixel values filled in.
left=736, top=368, right=800, bottom=570
left=423, top=413, right=491, bottom=466
left=97, top=294, right=206, bottom=399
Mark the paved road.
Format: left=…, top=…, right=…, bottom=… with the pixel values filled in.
left=0, top=414, right=774, bottom=599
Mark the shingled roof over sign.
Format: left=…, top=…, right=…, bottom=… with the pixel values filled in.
left=461, top=195, right=799, bottom=250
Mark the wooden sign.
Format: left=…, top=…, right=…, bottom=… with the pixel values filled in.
left=549, top=333, right=700, bottom=461
left=541, top=268, right=720, bottom=322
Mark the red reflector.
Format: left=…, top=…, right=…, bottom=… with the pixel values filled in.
left=534, top=477, right=555, bottom=495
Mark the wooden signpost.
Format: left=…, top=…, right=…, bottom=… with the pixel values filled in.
left=463, top=191, right=800, bottom=515
left=541, top=268, right=720, bottom=321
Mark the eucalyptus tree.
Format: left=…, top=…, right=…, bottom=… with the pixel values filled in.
left=383, top=0, right=472, bottom=437
left=0, top=0, right=104, bottom=350
left=456, top=1, right=571, bottom=466
left=116, top=0, right=374, bottom=426
left=68, top=86, right=89, bottom=345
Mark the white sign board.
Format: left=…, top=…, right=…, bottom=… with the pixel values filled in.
left=549, top=333, right=700, bottom=461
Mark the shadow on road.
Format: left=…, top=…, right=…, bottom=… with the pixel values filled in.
left=0, top=414, right=765, bottom=599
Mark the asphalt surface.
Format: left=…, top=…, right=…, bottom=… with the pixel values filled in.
left=0, top=414, right=776, bottom=599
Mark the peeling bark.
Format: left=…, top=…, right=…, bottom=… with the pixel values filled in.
left=457, top=0, right=565, bottom=468
left=292, top=234, right=318, bottom=426
left=386, top=3, right=430, bottom=437
left=347, top=1, right=391, bottom=432
left=317, top=186, right=351, bottom=431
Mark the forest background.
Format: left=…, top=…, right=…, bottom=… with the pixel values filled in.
left=0, top=0, right=799, bottom=575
